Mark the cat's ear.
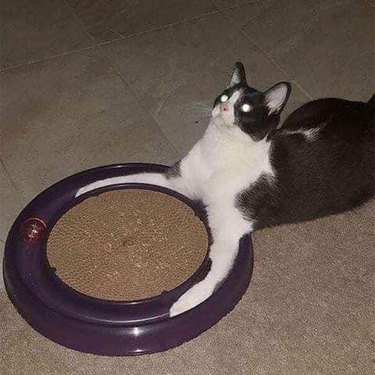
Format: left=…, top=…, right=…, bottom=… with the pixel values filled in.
left=229, top=62, right=247, bottom=87
left=263, top=82, right=291, bottom=114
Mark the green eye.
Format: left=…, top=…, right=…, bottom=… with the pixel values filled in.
left=220, top=94, right=229, bottom=102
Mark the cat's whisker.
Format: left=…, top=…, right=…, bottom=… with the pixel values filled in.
left=193, top=106, right=212, bottom=112
left=189, top=110, right=212, bottom=116
left=187, top=105, right=213, bottom=117
left=187, top=102, right=213, bottom=110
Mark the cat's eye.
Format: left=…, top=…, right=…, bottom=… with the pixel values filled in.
left=220, top=94, right=229, bottom=102
left=241, top=103, right=252, bottom=112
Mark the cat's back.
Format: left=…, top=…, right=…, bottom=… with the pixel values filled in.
left=280, top=96, right=374, bottom=138
left=244, top=96, right=374, bottom=230
left=274, top=96, right=374, bottom=166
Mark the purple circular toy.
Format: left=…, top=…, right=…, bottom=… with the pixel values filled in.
left=3, top=163, right=253, bottom=355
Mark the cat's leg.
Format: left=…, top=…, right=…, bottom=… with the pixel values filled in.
left=75, top=162, right=194, bottom=199
left=169, top=203, right=253, bottom=317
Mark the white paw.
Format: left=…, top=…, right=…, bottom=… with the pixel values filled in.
left=169, top=282, right=213, bottom=317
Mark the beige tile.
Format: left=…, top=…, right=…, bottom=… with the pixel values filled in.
left=1, top=51, right=179, bottom=204
left=80, top=121, right=181, bottom=169
left=65, top=0, right=218, bottom=42
left=222, top=1, right=270, bottom=30
left=0, top=162, right=23, bottom=241
left=249, top=200, right=375, bottom=375
left=0, top=0, right=94, bottom=70
left=0, top=163, right=26, bottom=294
left=0, top=291, right=75, bottom=375
left=97, top=13, right=309, bottom=154
left=227, top=0, right=374, bottom=99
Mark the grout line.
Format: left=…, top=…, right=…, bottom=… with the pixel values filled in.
left=115, top=9, right=220, bottom=39
left=0, top=159, right=23, bottom=199
left=105, top=28, right=123, bottom=39
left=361, top=0, right=375, bottom=7
left=239, top=39, right=314, bottom=99
left=1, top=10, right=221, bottom=73
left=210, top=0, right=261, bottom=11
left=219, top=8, right=314, bottom=100
left=288, top=80, right=314, bottom=100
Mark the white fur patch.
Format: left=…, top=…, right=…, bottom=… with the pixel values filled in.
left=281, top=128, right=321, bottom=141
left=168, top=119, right=273, bottom=315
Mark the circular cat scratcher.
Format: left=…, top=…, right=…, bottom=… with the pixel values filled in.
left=3, top=163, right=253, bottom=356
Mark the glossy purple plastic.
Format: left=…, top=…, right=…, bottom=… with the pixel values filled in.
left=3, top=163, right=253, bottom=356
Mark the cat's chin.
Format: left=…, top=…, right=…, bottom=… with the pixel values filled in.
left=211, top=115, right=235, bottom=129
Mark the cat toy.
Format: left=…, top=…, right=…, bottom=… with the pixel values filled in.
left=3, top=163, right=253, bottom=355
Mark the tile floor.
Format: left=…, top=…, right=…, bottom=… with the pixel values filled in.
left=1, top=0, right=373, bottom=245
left=0, top=1, right=374, bottom=374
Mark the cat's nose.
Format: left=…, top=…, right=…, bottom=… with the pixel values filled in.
left=220, top=103, right=228, bottom=112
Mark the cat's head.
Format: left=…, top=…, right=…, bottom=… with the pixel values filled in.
left=211, top=62, right=291, bottom=140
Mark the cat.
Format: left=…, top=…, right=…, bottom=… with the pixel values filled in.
left=76, top=62, right=374, bottom=317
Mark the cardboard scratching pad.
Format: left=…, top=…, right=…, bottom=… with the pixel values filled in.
left=47, top=189, right=208, bottom=301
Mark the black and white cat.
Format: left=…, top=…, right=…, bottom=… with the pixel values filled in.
left=76, top=62, right=374, bottom=316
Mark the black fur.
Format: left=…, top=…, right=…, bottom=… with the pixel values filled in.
left=236, top=96, right=374, bottom=230
left=233, top=86, right=291, bottom=141
left=165, top=160, right=181, bottom=179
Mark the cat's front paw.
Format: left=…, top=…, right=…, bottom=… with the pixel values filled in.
left=169, top=282, right=213, bottom=317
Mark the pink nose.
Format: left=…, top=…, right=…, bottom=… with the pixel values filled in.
left=220, top=103, right=228, bottom=112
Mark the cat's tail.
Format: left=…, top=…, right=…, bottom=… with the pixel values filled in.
left=367, top=95, right=374, bottom=107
